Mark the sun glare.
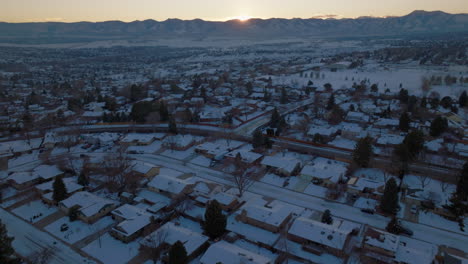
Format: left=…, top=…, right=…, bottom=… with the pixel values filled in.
left=231, top=15, right=252, bottom=21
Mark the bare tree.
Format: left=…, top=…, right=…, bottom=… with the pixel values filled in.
left=28, top=247, right=54, bottom=264
left=170, top=194, right=194, bottom=217
left=230, top=159, right=257, bottom=198
left=101, top=146, right=135, bottom=192
left=140, top=229, right=168, bottom=264
left=439, top=181, right=450, bottom=192
left=417, top=174, right=431, bottom=189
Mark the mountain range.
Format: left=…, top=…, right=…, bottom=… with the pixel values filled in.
left=0, top=10, right=467, bottom=44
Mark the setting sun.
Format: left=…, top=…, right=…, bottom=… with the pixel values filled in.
left=231, top=15, right=252, bottom=21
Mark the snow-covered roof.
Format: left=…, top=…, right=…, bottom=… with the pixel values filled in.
left=211, top=192, right=237, bottom=207
left=300, top=157, right=347, bottom=182
left=261, top=156, right=301, bottom=173
left=131, top=161, right=158, bottom=174
left=33, top=165, right=63, bottom=180
left=7, top=171, right=38, bottom=185
left=376, top=134, right=404, bottom=146
left=147, top=169, right=192, bottom=195
left=241, top=200, right=303, bottom=228
left=60, top=191, right=118, bottom=217
left=364, top=228, right=399, bottom=253
left=120, top=133, right=157, bottom=144
left=142, top=222, right=208, bottom=256
left=289, top=217, right=351, bottom=250
left=307, top=125, right=338, bottom=137
left=200, top=241, right=272, bottom=264
left=112, top=214, right=151, bottom=237
left=36, top=177, right=83, bottom=193
left=112, top=204, right=148, bottom=220
left=225, top=149, right=263, bottom=163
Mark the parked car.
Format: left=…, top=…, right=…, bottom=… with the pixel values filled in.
left=410, top=205, right=418, bottom=214
left=361, top=208, right=375, bottom=214
left=421, top=200, right=435, bottom=210
left=312, top=178, right=323, bottom=185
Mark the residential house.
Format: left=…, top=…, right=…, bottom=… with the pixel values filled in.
left=141, top=221, right=209, bottom=262
left=288, top=217, right=356, bottom=257
left=200, top=241, right=273, bottom=264
left=59, top=191, right=119, bottom=224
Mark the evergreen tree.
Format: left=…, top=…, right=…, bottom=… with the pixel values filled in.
left=352, top=136, right=373, bottom=168
left=455, top=162, right=468, bottom=202
left=270, top=108, right=280, bottom=128
left=159, top=101, right=169, bottom=122
left=252, top=129, right=265, bottom=149
left=168, top=116, right=178, bottom=134
left=321, top=209, right=333, bottom=225
left=399, top=112, right=410, bottom=132
left=326, top=94, right=335, bottom=110
left=168, top=241, right=188, bottom=264
left=403, top=130, right=425, bottom=159
left=430, top=116, right=448, bottom=137
left=0, top=220, right=20, bottom=264
left=203, top=200, right=227, bottom=239
left=420, top=97, right=427, bottom=108
left=393, top=143, right=411, bottom=175
left=78, top=171, right=89, bottom=186
left=459, top=91, right=467, bottom=108
left=280, top=87, right=288, bottom=104
left=380, top=178, right=399, bottom=215
left=53, top=176, right=68, bottom=202
left=385, top=217, right=400, bottom=234
left=398, top=89, right=409, bottom=103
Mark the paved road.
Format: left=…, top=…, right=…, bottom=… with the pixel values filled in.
left=0, top=208, right=97, bottom=264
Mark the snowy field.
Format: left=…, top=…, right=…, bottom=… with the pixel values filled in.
left=83, top=233, right=140, bottom=264
left=12, top=200, right=57, bottom=223
left=273, top=67, right=468, bottom=98
left=45, top=216, right=114, bottom=244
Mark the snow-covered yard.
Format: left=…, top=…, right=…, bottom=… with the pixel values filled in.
left=83, top=233, right=140, bottom=264
left=189, top=155, right=212, bottom=167
left=160, top=146, right=196, bottom=160
left=418, top=211, right=467, bottom=235
left=45, top=216, right=114, bottom=244
left=12, top=200, right=57, bottom=223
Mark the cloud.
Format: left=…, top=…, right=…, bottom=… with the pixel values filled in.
left=309, top=14, right=340, bottom=19
left=42, top=17, right=66, bottom=22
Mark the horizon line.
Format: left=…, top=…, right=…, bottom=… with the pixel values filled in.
left=1, top=10, right=466, bottom=24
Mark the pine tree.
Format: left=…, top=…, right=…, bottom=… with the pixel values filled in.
left=280, top=87, right=288, bottom=104
left=326, top=94, right=335, bottom=110
left=0, top=220, right=20, bottom=264
left=420, top=97, right=427, bottom=108
left=321, top=209, right=333, bottom=225
left=385, top=217, right=400, bottom=234
left=398, top=88, right=409, bottom=103
left=399, top=112, right=410, bottom=132
left=78, top=171, right=89, bottom=186
left=460, top=91, right=468, bottom=108
left=159, top=101, right=169, bottom=122
left=380, top=178, right=399, bottom=215
left=168, top=241, right=188, bottom=264
left=252, top=129, right=265, bottom=149
left=430, top=116, right=448, bottom=137
left=53, top=176, right=68, bottom=202
left=403, top=130, right=425, bottom=159
left=456, top=162, right=468, bottom=201
left=168, top=116, right=178, bottom=134
left=352, top=136, right=373, bottom=168
left=203, top=200, right=227, bottom=239
left=270, top=108, right=280, bottom=128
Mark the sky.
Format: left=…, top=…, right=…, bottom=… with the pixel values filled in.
left=1, top=0, right=467, bottom=23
